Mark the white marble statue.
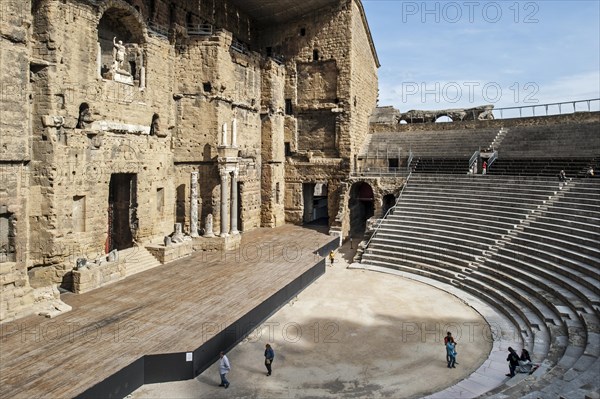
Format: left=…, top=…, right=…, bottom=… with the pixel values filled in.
left=113, top=37, right=126, bottom=71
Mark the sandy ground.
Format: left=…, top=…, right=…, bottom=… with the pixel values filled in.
left=130, top=242, right=492, bottom=399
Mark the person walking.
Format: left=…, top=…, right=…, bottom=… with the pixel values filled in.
left=446, top=340, right=457, bottom=368
left=264, top=344, right=275, bottom=376
left=218, top=351, right=231, bottom=388
left=506, top=347, right=519, bottom=377
left=482, top=161, right=488, bottom=175
left=329, top=250, right=335, bottom=267
left=444, top=332, right=459, bottom=365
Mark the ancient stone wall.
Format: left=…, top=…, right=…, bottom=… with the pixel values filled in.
left=348, top=1, right=379, bottom=164
left=259, top=0, right=378, bottom=231
left=0, top=0, right=35, bottom=321
left=259, top=1, right=352, bottom=160
left=123, top=0, right=256, bottom=43
left=0, top=0, right=380, bottom=322
left=260, top=60, right=286, bottom=227
left=26, top=0, right=179, bottom=290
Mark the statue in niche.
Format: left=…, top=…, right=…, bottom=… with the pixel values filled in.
left=113, top=37, right=127, bottom=72
left=149, top=114, right=160, bottom=136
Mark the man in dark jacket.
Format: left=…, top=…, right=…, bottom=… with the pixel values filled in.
left=506, top=347, right=520, bottom=377
left=264, top=344, right=275, bottom=376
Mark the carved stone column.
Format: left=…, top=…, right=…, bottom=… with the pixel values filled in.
left=190, top=171, right=199, bottom=237
left=230, top=169, right=239, bottom=235
left=220, top=169, right=229, bottom=237
left=231, top=118, right=237, bottom=147
left=97, top=42, right=102, bottom=78
left=221, top=123, right=228, bottom=146
left=204, top=214, right=214, bottom=238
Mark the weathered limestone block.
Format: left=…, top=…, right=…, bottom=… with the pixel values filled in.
left=400, top=105, right=495, bottom=123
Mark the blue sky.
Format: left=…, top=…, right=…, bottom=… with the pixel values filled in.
left=362, top=0, right=600, bottom=115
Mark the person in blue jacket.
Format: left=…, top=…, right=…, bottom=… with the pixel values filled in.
left=264, top=344, right=275, bottom=376
left=446, top=340, right=457, bottom=368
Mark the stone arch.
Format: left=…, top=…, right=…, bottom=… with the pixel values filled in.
left=97, top=0, right=148, bottom=41
left=97, top=1, right=147, bottom=82
left=123, top=0, right=147, bottom=18
left=348, top=182, right=375, bottom=236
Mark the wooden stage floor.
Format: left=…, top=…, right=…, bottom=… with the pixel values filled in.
left=0, top=225, right=332, bottom=398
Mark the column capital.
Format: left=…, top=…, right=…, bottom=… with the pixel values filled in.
left=219, top=168, right=230, bottom=180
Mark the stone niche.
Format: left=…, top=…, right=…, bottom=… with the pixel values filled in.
left=97, top=6, right=146, bottom=88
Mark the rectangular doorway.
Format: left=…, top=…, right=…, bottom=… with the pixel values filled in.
left=108, top=173, right=137, bottom=252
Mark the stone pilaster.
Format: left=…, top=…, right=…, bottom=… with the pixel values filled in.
left=220, top=169, right=229, bottom=237
left=190, top=171, right=199, bottom=237
left=230, top=169, right=239, bottom=234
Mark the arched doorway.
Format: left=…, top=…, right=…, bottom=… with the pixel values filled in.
left=348, top=182, right=375, bottom=236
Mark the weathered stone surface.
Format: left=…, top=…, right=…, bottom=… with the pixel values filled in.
left=0, top=0, right=379, bottom=322
left=399, top=105, right=495, bottom=123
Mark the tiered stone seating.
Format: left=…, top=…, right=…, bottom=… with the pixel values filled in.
left=487, top=158, right=592, bottom=178
left=359, top=128, right=498, bottom=159
left=488, top=121, right=600, bottom=177
left=494, top=121, right=599, bottom=159
left=410, top=158, right=467, bottom=174
left=361, top=174, right=600, bottom=398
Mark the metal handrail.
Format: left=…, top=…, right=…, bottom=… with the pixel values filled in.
left=469, top=150, right=479, bottom=168
left=407, top=150, right=414, bottom=173
left=351, top=167, right=410, bottom=178
left=271, top=54, right=285, bottom=65
left=494, top=98, right=599, bottom=119
left=363, top=171, right=413, bottom=251
left=488, top=151, right=498, bottom=167
left=187, top=23, right=213, bottom=36
left=231, top=38, right=247, bottom=54
left=148, top=20, right=169, bottom=37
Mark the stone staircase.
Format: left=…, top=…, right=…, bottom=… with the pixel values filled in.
left=120, top=246, right=162, bottom=277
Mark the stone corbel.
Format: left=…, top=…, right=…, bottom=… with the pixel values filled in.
left=41, top=115, right=64, bottom=128
left=86, top=131, right=103, bottom=149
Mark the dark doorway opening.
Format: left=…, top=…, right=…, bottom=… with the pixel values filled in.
left=382, top=194, right=396, bottom=217
left=176, top=184, right=186, bottom=225
left=237, top=182, right=243, bottom=232
left=349, top=182, right=375, bottom=236
left=303, top=183, right=328, bottom=225
left=108, top=173, right=137, bottom=252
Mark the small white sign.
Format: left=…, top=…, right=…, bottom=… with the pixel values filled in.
left=186, top=352, right=193, bottom=362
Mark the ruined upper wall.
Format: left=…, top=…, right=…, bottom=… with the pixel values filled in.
left=1, top=0, right=31, bottom=162
left=124, top=0, right=256, bottom=43
left=348, top=0, right=379, bottom=161
left=256, top=1, right=351, bottom=157
left=370, top=110, right=600, bottom=133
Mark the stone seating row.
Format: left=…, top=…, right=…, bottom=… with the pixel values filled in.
left=488, top=158, right=594, bottom=178
left=496, top=122, right=599, bottom=158
left=361, top=174, right=600, bottom=398
left=360, top=128, right=498, bottom=158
